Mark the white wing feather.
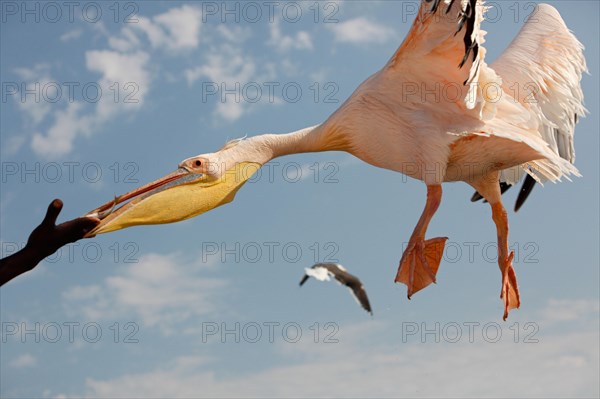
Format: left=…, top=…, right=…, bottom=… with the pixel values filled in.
left=304, top=267, right=331, bottom=282
left=491, top=4, right=587, bottom=184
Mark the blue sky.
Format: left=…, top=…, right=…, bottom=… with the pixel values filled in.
left=1, top=1, right=598, bottom=397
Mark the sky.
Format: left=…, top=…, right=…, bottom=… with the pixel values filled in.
left=1, top=1, right=598, bottom=397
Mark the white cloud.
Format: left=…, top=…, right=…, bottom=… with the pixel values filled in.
left=540, top=298, right=600, bottom=324
left=267, top=19, right=313, bottom=52
left=63, top=253, right=226, bottom=333
left=110, top=5, right=202, bottom=53
left=107, top=27, right=140, bottom=53
left=328, top=17, right=395, bottom=44
left=12, top=64, right=54, bottom=126
left=29, top=50, right=150, bottom=158
left=65, top=317, right=599, bottom=398
left=10, top=353, right=37, bottom=369
left=27, top=5, right=202, bottom=157
left=13, top=63, right=51, bottom=81
left=185, top=46, right=256, bottom=86
left=151, top=5, right=202, bottom=50
left=31, top=5, right=202, bottom=157
left=85, top=50, right=150, bottom=94
left=185, top=45, right=261, bottom=121
left=216, top=25, right=251, bottom=44
left=60, top=29, right=82, bottom=42
left=31, top=102, right=92, bottom=158
left=17, top=7, right=195, bottom=158
left=85, top=50, right=151, bottom=117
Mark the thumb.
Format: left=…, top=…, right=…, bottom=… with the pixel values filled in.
left=42, top=199, right=63, bottom=227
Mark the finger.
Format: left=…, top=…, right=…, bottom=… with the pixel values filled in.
left=42, top=199, right=63, bottom=227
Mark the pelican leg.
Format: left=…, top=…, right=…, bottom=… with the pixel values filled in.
left=395, top=185, right=448, bottom=298
left=491, top=201, right=520, bottom=320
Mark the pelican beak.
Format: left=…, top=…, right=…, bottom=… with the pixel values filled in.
left=83, top=162, right=260, bottom=237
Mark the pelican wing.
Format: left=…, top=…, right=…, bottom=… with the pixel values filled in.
left=492, top=4, right=586, bottom=184
left=388, top=0, right=489, bottom=112
left=471, top=4, right=586, bottom=207
left=492, top=4, right=586, bottom=164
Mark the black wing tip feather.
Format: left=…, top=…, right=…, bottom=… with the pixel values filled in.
left=470, top=191, right=484, bottom=202
left=299, top=275, right=309, bottom=286
left=514, top=175, right=536, bottom=212
left=470, top=177, right=536, bottom=212
left=363, top=300, right=373, bottom=315
left=425, top=0, right=480, bottom=73
left=459, top=0, right=480, bottom=69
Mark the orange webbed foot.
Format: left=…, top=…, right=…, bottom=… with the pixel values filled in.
left=395, top=237, right=448, bottom=298
left=501, top=251, right=521, bottom=320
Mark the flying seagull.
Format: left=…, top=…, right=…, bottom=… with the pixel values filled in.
left=85, top=1, right=586, bottom=320
left=300, top=263, right=373, bottom=315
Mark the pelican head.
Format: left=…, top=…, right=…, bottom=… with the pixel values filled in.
left=84, top=142, right=261, bottom=237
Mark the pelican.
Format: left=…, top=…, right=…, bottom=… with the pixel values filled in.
left=85, top=1, right=586, bottom=320
left=300, top=263, right=373, bottom=315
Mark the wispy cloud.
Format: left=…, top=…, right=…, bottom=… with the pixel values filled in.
left=185, top=43, right=273, bottom=122
left=12, top=64, right=54, bottom=126
left=13, top=40, right=152, bottom=159
left=539, top=298, right=600, bottom=324
left=328, top=17, right=395, bottom=45
left=31, top=102, right=92, bottom=157
left=10, top=353, right=37, bottom=369
left=62, top=252, right=226, bottom=334
left=60, top=29, right=82, bottom=42
left=85, top=49, right=151, bottom=118
left=216, top=25, right=252, bottom=44
left=66, top=313, right=599, bottom=398
left=13, top=5, right=203, bottom=158
left=28, top=47, right=151, bottom=158
left=267, top=18, right=313, bottom=53
left=109, top=5, right=202, bottom=53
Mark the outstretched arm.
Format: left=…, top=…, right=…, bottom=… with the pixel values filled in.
left=0, top=199, right=100, bottom=286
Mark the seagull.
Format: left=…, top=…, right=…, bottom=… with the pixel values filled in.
left=85, top=1, right=586, bottom=320
left=300, top=263, right=373, bottom=315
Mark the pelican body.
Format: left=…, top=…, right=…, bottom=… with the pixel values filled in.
left=86, top=0, right=587, bottom=320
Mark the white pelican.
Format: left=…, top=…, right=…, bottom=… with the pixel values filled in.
left=85, top=1, right=587, bottom=320
left=300, top=263, right=373, bottom=315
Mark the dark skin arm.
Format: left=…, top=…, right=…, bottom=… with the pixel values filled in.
left=0, top=199, right=100, bottom=286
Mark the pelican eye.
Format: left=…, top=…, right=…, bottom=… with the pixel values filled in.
left=194, top=160, right=202, bottom=167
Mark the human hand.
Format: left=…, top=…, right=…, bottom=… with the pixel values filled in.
left=25, top=199, right=100, bottom=260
